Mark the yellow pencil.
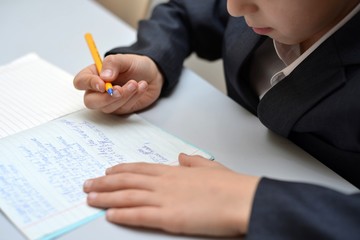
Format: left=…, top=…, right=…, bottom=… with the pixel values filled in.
left=84, top=33, right=113, bottom=96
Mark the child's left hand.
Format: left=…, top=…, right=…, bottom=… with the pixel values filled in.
left=83, top=154, right=260, bottom=237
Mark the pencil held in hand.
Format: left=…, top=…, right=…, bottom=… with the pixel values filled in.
left=84, top=33, right=113, bottom=96
left=105, top=82, right=113, bottom=96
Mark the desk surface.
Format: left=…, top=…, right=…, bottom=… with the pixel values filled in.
left=0, top=0, right=357, bottom=239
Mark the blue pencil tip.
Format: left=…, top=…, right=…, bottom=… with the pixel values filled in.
left=107, top=88, right=113, bottom=96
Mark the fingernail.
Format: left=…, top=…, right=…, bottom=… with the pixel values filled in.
left=112, top=90, right=121, bottom=98
left=88, top=192, right=97, bottom=200
left=127, top=82, right=136, bottom=91
left=101, top=69, right=113, bottom=78
left=83, top=180, right=92, bottom=190
left=139, top=81, right=147, bottom=90
left=106, top=209, right=114, bottom=220
left=95, top=84, right=101, bottom=92
left=105, top=167, right=112, bottom=174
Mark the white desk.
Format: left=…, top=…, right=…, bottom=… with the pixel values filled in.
left=0, top=0, right=357, bottom=239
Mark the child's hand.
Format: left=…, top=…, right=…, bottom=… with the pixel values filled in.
left=83, top=154, right=260, bottom=237
left=73, top=54, right=164, bottom=115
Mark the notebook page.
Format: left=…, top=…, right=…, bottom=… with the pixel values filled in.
left=0, top=53, right=84, bottom=138
left=0, top=109, right=212, bottom=240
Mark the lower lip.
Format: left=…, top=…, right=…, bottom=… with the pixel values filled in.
left=252, top=27, right=272, bottom=35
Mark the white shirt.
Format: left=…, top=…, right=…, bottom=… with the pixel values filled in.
left=250, top=3, right=360, bottom=99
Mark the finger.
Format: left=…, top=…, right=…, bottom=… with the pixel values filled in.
left=179, top=153, right=224, bottom=168
left=83, top=90, right=120, bottom=110
left=73, top=64, right=106, bottom=92
left=87, top=190, right=158, bottom=208
left=84, top=80, right=140, bottom=112
left=83, top=80, right=142, bottom=109
left=99, top=80, right=141, bottom=113
left=83, top=173, right=155, bottom=193
left=179, top=153, right=212, bottom=167
left=116, top=80, right=148, bottom=113
left=106, top=162, right=170, bottom=176
left=105, top=207, right=166, bottom=231
left=101, top=54, right=134, bottom=82
left=101, top=81, right=148, bottom=114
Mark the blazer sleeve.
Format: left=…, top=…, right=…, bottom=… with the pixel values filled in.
left=246, top=178, right=360, bottom=240
left=105, top=0, right=229, bottom=95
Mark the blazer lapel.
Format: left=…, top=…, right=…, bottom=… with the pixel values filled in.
left=224, top=17, right=264, bottom=114
left=257, top=38, right=347, bottom=137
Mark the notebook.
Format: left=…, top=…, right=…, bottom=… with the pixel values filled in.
left=0, top=54, right=212, bottom=240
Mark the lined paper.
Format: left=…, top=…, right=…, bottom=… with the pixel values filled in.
left=0, top=54, right=212, bottom=239
left=0, top=53, right=84, bottom=138
left=0, top=107, right=212, bottom=240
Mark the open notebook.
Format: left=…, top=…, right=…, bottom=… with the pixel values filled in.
left=0, top=53, right=84, bottom=139
left=0, top=54, right=212, bottom=240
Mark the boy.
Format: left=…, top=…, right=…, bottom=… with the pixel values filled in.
left=74, top=0, right=360, bottom=238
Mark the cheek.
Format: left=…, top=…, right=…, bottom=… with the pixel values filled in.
left=268, top=15, right=315, bottom=44
left=227, top=0, right=237, bottom=17
left=267, top=25, right=303, bottom=44
left=227, top=0, right=241, bottom=16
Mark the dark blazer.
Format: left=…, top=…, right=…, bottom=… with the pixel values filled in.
left=107, top=0, right=360, bottom=239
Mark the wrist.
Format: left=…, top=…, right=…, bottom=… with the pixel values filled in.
left=238, top=176, right=261, bottom=235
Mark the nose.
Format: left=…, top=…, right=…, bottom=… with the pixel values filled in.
left=227, top=0, right=258, bottom=17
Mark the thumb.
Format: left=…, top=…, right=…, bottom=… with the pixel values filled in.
left=100, top=54, right=132, bottom=81
left=178, top=153, right=218, bottom=167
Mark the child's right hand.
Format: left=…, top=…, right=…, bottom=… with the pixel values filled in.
left=73, top=54, right=164, bottom=115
